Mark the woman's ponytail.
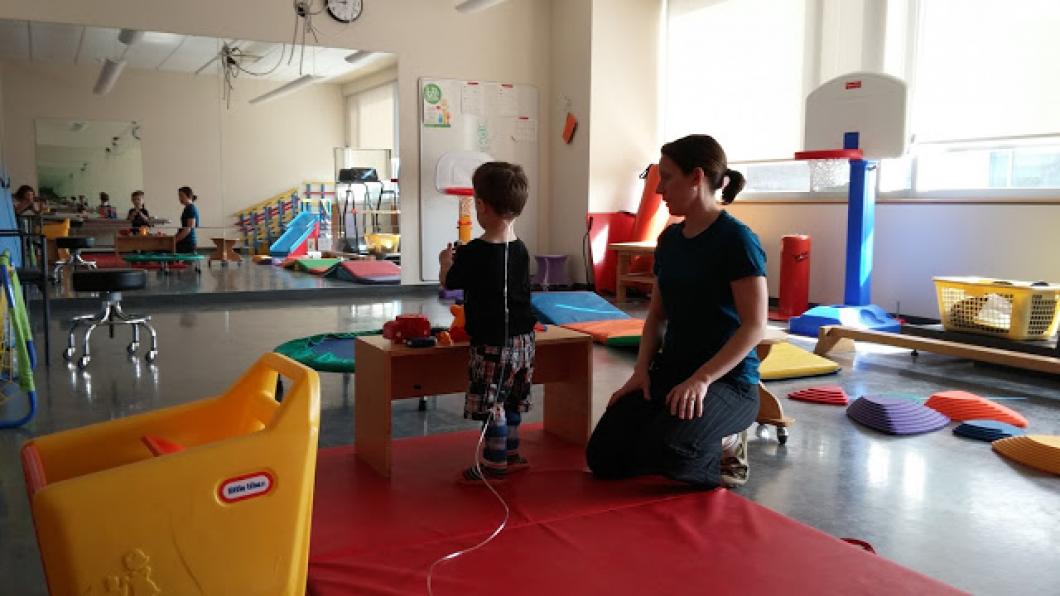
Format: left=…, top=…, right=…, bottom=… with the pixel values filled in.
left=720, top=169, right=745, bottom=204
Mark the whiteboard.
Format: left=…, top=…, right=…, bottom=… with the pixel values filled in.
left=418, top=78, right=539, bottom=281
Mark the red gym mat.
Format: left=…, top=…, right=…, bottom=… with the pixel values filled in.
left=308, top=427, right=962, bottom=595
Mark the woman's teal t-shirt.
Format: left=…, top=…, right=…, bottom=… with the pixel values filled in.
left=653, top=210, right=767, bottom=385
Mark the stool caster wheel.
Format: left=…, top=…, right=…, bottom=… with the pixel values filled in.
left=755, top=423, right=769, bottom=439
left=145, top=350, right=158, bottom=363
left=127, top=342, right=140, bottom=355
left=63, top=347, right=75, bottom=361
left=777, top=426, right=789, bottom=445
left=77, top=355, right=91, bottom=369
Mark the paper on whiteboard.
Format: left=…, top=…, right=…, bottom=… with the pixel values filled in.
left=461, top=83, right=484, bottom=116
left=513, top=118, right=537, bottom=143
left=497, top=85, right=518, bottom=117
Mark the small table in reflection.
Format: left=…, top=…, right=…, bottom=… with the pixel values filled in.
left=208, top=238, right=242, bottom=267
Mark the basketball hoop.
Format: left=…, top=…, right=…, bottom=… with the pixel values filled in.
left=794, top=149, right=863, bottom=192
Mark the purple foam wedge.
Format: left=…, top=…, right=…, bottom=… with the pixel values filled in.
left=846, top=395, right=950, bottom=435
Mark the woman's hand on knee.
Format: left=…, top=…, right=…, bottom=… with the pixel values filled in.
left=666, top=377, right=711, bottom=419
left=608, top=368, right=651, bottom=408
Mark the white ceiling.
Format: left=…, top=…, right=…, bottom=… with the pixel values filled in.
left=0, top=19, right=395, bottom=83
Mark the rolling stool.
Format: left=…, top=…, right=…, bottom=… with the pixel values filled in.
left=532, top=254, right=570, bottom=290
left=63, top=269, right=158, bottom=369
left=52, top=236, right=97, bottom=282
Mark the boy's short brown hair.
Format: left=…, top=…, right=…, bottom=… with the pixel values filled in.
left=472, top=161, right=528, bottom=218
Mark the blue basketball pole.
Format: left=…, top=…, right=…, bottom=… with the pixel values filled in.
left=843, top=131, right=873, bottom=306
left=788, top=132, right=901, bottom=336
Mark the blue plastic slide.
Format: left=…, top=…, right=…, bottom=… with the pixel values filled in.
left=269, top=211, right=319, bottom=258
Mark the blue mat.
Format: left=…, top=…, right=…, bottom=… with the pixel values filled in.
left=531, top=291, right=630, bottom=325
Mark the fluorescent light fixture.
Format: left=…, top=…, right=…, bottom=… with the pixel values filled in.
left=455, top=0, right=509, bottom=13
left=118, top=29, right=144, bottom=45
left=93, top=58, right=127, bottom=95
left=344, top=51, right=375, bottom=65
left=248, top=74, right=322, bottom=105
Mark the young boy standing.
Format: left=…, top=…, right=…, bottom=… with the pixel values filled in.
left=439, top=162, right=536, bottom=482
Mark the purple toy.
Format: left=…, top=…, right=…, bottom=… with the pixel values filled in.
left=847, top=395, right=950, bottom=435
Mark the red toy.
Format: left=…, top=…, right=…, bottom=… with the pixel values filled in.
left=382, top=314, right=432, bottom=344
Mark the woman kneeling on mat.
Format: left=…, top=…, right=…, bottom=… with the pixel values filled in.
left=586, top=134, right=767, bottom=489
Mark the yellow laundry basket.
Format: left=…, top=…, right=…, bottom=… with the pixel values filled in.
left=21, top=353, right=320, bottom=595
left=933, top=276, right=1060, bottom=340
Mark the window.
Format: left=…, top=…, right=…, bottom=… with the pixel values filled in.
left=915, top=139, right=1060, bottom=191
left=348, top=82, right=397, bottom=152
left=906, top=0, right=1060, bottom=193
left=665, top=0, right=811, bottom=162
left=912, top=0, right=1060, bottom=143
left=667, top=0, right=1060, bottom=197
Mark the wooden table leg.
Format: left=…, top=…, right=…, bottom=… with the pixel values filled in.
left=543, top=340, right=593, bottom=444
left=354, top=341, right=393, bottom=477
left=616, top=251, right=631, bottom=303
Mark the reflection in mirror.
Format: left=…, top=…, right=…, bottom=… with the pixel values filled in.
left=1, top=17, right=399, bottom=268
left=35, top=118, right=144, bottom=217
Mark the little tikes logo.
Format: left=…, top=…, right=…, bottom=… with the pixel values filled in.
left=845, top=80, right=862, bottom=90
left=219, top=472, right=274, bottom=503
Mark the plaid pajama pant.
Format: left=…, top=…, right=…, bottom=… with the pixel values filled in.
left=464, top=332, right=536, bottom=421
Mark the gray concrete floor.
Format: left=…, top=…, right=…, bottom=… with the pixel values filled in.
left=1, top=290, right=1058, bottom=595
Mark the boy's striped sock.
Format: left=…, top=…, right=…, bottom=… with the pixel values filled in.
left=481, top=407, right=508, bottom=475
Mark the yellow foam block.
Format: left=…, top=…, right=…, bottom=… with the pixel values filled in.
left=759, top=341, right=840, bottom=380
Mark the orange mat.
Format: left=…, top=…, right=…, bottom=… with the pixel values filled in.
left=561, top=318, right=644, bottom=347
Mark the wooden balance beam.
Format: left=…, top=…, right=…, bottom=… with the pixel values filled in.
left=814, top=325, right=1060, bottom=375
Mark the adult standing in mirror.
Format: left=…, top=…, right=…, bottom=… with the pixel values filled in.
left=127, top=190, right=151, bottom=231
left=174, top=186, right=199, bottom=254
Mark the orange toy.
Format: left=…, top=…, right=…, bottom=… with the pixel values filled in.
left=992, top=435, right=1060, bottom=475
left=924, top=390, right=1028, bottom=427
left=449, top=304, right=469, bottom=343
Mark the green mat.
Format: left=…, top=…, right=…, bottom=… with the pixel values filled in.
left=274, top=331, right=381, bottom=373
left=123, top=252, right=205, bottom=263
left=286, top=258, right=343, bottom=274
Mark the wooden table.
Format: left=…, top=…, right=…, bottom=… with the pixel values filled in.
left=354, top=326, right=594, bottom=477
left=609, top=241, right=657, bottom=303
left=61, top=216, right=169, bottom=247
left=208, top=237, right=242, bottom=266
left=114, top=234, right=175, bottom=253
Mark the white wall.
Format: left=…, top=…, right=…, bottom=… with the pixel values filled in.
left=548, top=0, right=592, bottom=283
left=729, top=201, right=1060, bottom=319
left=0, top=0, right=553, bottom=282
left=588, top=0, right=662, bottom=214
left=2, top=61, right=343, bottom=245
